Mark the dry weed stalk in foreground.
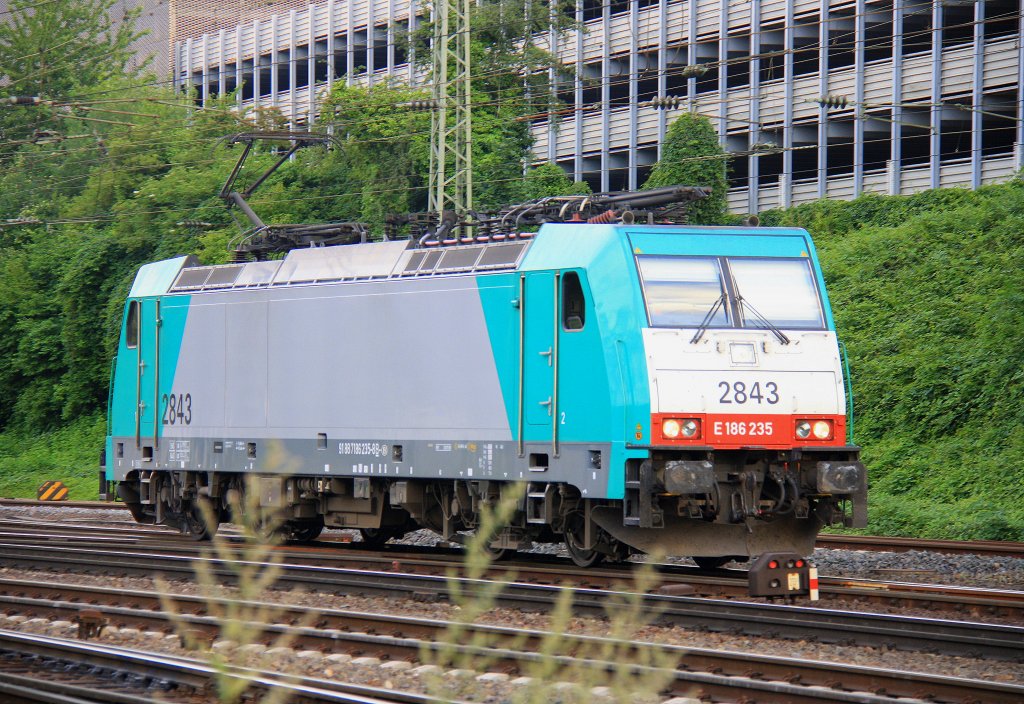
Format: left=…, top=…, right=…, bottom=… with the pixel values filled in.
left=421, top=486, right=691, bottom=704
left=158, top=467, right=316, bottom=704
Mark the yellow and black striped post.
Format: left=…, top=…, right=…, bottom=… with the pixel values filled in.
left=37, top=481, right=69, bottom=501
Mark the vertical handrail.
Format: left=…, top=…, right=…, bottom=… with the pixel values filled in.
left=106, top=357, right=117, bottom=437
left=839, top=340, right=854, bottom=445
left=517, top=274, right=525, bottom=457
left=154, top=299, right=161, bottom=451
left=135, top=303, right=142, bottom=450
left=552, top=272, right=561, bottom=459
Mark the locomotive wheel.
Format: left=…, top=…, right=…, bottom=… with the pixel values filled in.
left=692, top=556, right=731, bottom=570
left=287, top=517, right=324, bottom=543
left=182, top=501, right=214, bottom=541
left=359, top=528, right=395, bottom=547
left=563, top=512, right=604, bottom=568
left=480, top=541, right=513, bottom=561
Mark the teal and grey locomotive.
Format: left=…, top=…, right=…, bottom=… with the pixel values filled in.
left=105, top=205, right=867, bottom=571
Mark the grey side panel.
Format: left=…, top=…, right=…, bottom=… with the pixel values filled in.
left=225, top=300, right=268, bottom=428
left=165, top=277, right=511, bottom=441
left=181, top=303, right=226, bottom=429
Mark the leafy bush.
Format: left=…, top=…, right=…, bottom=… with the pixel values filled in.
left=764, top=178, right=1024, bottom=539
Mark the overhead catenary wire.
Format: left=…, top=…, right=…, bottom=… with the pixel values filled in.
left=2, top=124, right=1009, bottom=230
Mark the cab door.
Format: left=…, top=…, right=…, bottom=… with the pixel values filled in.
left=131, top=298, right=161, bottom=456
left=523, top=272, right=556, bottom=430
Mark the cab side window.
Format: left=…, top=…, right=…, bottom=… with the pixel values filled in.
left=562, top=272, right=586, bottom=331
left=126, top=301, right=139, bottom=349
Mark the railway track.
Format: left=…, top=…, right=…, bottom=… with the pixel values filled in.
left=0, top=536, right=1022, bottom=662
left=1, top=577, right=1022, bottom=703
left=0, top=629, right=452, bottom=704
left=7, top=498, right=1024, bottom=559
left=1, top=514, right=1022, bottom=701
left=0, top=517, right=1020, bottom=625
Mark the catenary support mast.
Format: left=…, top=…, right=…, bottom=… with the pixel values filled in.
left=428, top=0, right=473, bottom=216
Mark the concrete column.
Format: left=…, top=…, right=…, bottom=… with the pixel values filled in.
left=853, top=0, right=865, bottom=196
left=686, top=0, right=697, bottom=112
left=327, top=2, right=335, bottom=92
left=628, top=0, right=639, bottom=189
left=270, top=15, right=279, bottom=107
left=929, top=1, right=943, bottom=189
left=308, top=4, right=317, bottom=126
left=574, top=0, right=584, bottom=180
left=600, top=1, right=611, bottom=191
left=1018, top=7, right=1024, bottom=169
left=718, top=0, right=729, bottom=146
left=235, top=26, right=243, bottom=109
left=656, top=0, right=667, bottom=158
left=890, top=0, right=903, bottom=194
left=970, top=0, right=983, bottom=188
left=218, top=29, right=226, bottom=100
left=748, top=0, right=761, bottom=213
left=782, top=0, right=795, bottom=207
left=817, top=0, right=829, bottom=199
left=289, top=10, right=297, bottom=127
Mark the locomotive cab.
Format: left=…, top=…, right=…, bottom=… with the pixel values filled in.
left=520, top=224, right=866, bottom=565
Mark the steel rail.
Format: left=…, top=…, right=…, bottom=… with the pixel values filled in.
left=0, top=629, right=453, bottom=704
left=817, top=534, right=1024, bottom=558
left=0, top=523, right=1021, bottom=623
left=6, top=501, right=1024, bottom=558
left=0, top=542, right=1021, bottom=662
left=3, top=588, right=1022, bottom=703
left=7, top=502, right=1024, bottom=558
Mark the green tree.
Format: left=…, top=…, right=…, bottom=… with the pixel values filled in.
left=519, top=162, right=591, bottom=200
left=0, top=0, right=146, bottom=155
left=642, top=112, right=728, bottom=224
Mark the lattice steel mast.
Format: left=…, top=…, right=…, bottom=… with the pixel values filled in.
left=428, top=0, right=473, bottom=216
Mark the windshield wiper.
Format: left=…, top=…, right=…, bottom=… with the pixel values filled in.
left=690, top=293, right=726, bottom=344
left=737, top=297, right=790, bottom=345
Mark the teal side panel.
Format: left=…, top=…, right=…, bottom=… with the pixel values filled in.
left=128, top=256, right=191, bottom=298
left=475, top=273, right=521, bottom=433
left=105, top=436, right=114, bottom=481
left=484, top=225, right=653, bottom=499
left=107, top=294, right=192, bottom=450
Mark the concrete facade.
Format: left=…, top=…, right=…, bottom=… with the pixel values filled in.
left=170, top=0, right=1024, bottom=213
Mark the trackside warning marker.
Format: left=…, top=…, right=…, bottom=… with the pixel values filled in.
left=809, top=566, right=820, bottom=601
left=37, top=481, right=69, bottom=501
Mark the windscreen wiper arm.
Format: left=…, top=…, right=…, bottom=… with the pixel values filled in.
left=690, top=294, right=726, bottom=344
left=737, top=297, right=790, bottom=345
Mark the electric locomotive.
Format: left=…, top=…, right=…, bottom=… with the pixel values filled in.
left=104, top=189, right=866, bottom=573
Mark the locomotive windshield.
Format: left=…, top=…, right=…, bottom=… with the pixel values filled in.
left=636, top=256, right=730, bottom=327
left=637, top=255, right=825, bottom=330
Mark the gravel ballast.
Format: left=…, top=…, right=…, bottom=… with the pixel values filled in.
left=1, top=504, right=1023, bottom=700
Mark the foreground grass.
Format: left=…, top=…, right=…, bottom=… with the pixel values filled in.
left=0, top=415, right=105, bottom=500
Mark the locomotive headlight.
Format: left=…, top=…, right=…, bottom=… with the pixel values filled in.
left=662, top=419, right=682, bottom=438
left=812, top=420, right=833, bottom=440
left=795, top=421, right=812, bottom=439
left=680, top=419, right=700, bottom=438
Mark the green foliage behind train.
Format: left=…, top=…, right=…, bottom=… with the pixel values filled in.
left=1, top=0, right=1022, bottom=540
left=759, top=181, right=1024, bottom=540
